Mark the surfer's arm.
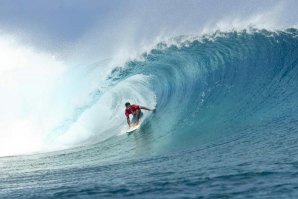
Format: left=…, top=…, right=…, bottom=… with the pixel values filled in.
left=139, top=106, right=155, bottom=111
left=127, top=117, right=131, bottom=127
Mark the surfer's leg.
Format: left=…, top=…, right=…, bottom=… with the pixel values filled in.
left=131, top=111, right=143, bottom=126
left=135, top=110, right=140, bottom=125
left=139, top=111, right=143, bottom=119
left=136, top=111, right=144, bottom=125
left=131, top=115, right=137, bottom=124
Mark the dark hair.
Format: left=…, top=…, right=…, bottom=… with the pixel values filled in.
left=125, top=102, right=131, bottom=107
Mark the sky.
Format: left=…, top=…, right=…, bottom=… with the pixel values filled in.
left=0, top=0, right=297, bottom=62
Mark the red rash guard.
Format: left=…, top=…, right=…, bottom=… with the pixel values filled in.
left=125, top=104, right=140, bottom=118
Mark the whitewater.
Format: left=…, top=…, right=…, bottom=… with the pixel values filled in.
left=1, top=28, right=298, bottom=198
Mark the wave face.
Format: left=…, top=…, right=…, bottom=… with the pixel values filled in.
left=1, top=29, right=298, bottom=198
left=105, top=28, right=298, bottom=153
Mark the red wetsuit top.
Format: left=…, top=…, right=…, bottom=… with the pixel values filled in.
left=125, top=104, right=140, bottom=118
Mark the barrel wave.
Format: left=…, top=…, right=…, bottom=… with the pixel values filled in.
left=1, top=29, right=298, bottom=198
left=106, top=28, right=298, bottom=153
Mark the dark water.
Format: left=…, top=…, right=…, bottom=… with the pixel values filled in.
left=1, top=29, right=298, bottom=198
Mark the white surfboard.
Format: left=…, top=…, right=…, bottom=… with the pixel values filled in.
left=126, top=123, right=141, bottom=133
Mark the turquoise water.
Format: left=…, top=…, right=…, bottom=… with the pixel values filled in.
left=1, top=29, right=298, bottom=198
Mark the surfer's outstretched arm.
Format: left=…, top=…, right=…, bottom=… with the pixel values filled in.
left=127, top=117, right=131, bottom=127
left=139, top=106, right=155, bottom=111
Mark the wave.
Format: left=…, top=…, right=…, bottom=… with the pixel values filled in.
left=1, top=28, right=298, bottom=157
left=95, top=28, right=298, bottom=153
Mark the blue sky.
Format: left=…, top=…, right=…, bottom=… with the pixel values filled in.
left=0, top=0, right=297, bottom=61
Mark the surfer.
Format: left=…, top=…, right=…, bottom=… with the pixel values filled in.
left=125, top=102, right=155, bottom=128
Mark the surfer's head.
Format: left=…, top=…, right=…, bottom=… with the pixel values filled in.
left=125, top=102, right=131, bottom=108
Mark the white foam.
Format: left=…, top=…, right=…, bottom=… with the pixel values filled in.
left=0, top=34, right=68, bottom=156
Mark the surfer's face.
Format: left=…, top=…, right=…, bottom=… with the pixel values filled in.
left=126, top=105, right=131, bottom=109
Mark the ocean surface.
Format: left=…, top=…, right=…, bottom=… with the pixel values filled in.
left=1, top=29, right=298, bottom=198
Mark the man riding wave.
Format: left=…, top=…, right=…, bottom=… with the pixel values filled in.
left=125, top=102, right=155, bottom=128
